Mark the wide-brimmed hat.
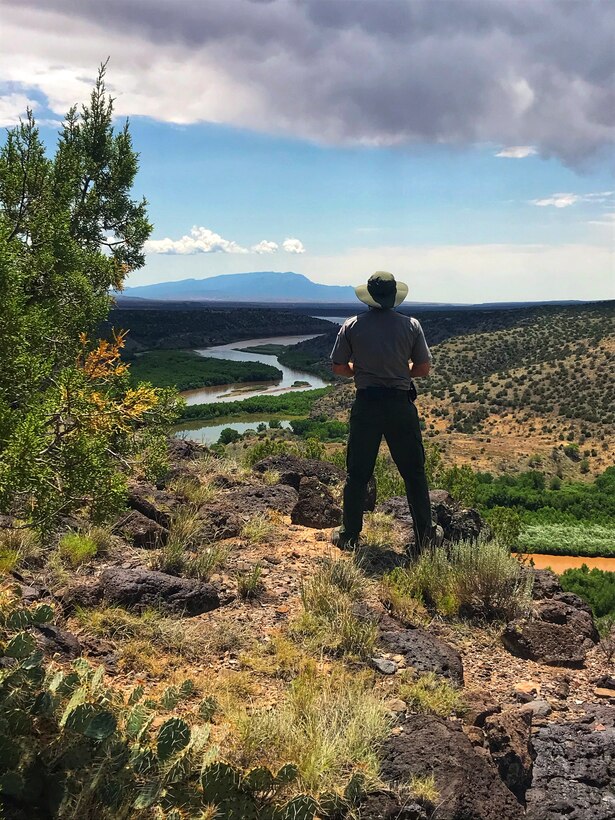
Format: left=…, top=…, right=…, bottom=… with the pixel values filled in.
left=355, top=271, right=409, bottom=309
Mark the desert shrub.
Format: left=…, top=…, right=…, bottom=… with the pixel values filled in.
left=559, top=565, right=615, bottom=617
left=383, top=540, right=532, bottom=621
left=219, top=427, right=242, bottom=445
left=244, top=438, right=292, bottom=466
left=441, top=464, right=479, bottom=507
left=484, top=507, right=522, bottom=550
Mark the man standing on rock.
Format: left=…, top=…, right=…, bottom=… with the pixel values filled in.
left=330, top=271, right=436, bottom=558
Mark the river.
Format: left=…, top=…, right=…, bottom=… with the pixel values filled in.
left=181, top=333, right=329, bottom=405
left=175, top=330, right=331, bottom=443
left=520, top=553, right=615, bottom=573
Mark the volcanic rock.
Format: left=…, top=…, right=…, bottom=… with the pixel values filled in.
left=484, top=708, right=533, bottom=802
left=290, top=476, right=341, bottom=528
left=379, top=625, right=463, bottom=685
left=379, top=715, right=523, bottom=819
left=118, top=510, right=168, bottom=549
left=253, top=454, right=376, bottom=510
left=92, top=568, right=220, bottom=616
left=525, top=707, right=615, bottom=819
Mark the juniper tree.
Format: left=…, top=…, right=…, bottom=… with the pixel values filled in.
left=0, top=64, right=178, bottom=527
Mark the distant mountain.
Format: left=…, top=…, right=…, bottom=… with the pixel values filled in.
left=121, top=271, right=357, bottom=303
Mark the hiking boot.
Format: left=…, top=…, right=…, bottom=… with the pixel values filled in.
left=405, top=526, right=444, bottom=562
left=331, top=527, right=360, bottom=551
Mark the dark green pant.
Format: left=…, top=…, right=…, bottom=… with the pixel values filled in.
left=341, top=388, right=433, bottom=549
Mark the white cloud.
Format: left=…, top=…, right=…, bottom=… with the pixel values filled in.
left=495, top=146, right=537, bottom=158
left=144, top=226, right=249, bottom=255
left=0, top=92, right=38, bottom=126
left=532, top=191, right=615, bottom=208
left=251, top=240, right=279, bottom=254
left=282, top=237, right=306, bottom=254
left=532, top=193, right=580, bottom=208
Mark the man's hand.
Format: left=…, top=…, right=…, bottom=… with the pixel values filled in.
left=410, top=361, right=431, bottom=378
left=332, top=362, right=354, bottom=378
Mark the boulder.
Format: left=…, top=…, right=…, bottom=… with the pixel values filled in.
left=127, top=481, right=179, bottom=529
left=290, top=477, right=342, bottom=528
left=118, top=510, right=168, bottom=549
left=525, top=706, right=615, bottom=820
left=379, top=625, right=464, bottom=685
left=531, top=569, right=562, bottom=600
left=502, top=595, right=598, bottom=667
left=378, top=491, right=486, bottom=543
left=198, top=483, right=300, bottom=540
left=34, top=624, right=81, bottom=659
left=167, top=437, right=204, bottom=464
left=379, top=715, right=524, bottom=819
left=253, top=454, right=376, bottom=510
left=484, top=708, right=533, bottom=802
left=99, top=568, right=220, bottom=616
left=223, top=483, right=299, bottom=516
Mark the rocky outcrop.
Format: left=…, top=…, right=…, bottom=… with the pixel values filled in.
left=253, top=454, right=376, bottom=510
left=127, top=481, right=179, bottom=529
left=34, top=624, right=82, bottom=659
left=377, top=489, right=486, bottom=543
left=502, top=593, right=599, bottom=667
left=484, top=708, right=533, bottom=802
left=290, top=476, right=342, bottom=528
left=199, top=483, right=299, bottom=540
left=525, top=706, right=615, bottom=820
left=379, top=622, right=464, bottom=685
left=68, top=568, right=221, bottom=616
left=530, top=569, right=562, bottom=600
left=379, top=715, right=524, bottom=819
left=118, top=510, right=168, bottom=549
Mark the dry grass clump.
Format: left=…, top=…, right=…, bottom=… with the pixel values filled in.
left=380, top=574, right=429, bottom=626
left=58, top=526, right=112, bottom=568
left=0, top=527, right=41, bottom=573
left=383, top=539, right=533, bottom=621
left=233, top=667, right=391, bottom=794
left=74, top=604, right=209, bottom=662
left=293, top=556, right=377, bottom=659
left=397, top=671, right=465, bottom=717
left=236, top=564, right=263, bottom=600
left=409, top=773, right=439, bottom=803
left=261, top=469, right=281, bottom=486
left=361, top=512, right=400, bottom=549
left=169, top=474, right=218, bottom=506
left=152, top=506, right=227, bottom=579
left=240, top=513, right=275, bottom=544
left=240, top=633, right=308, bottom=680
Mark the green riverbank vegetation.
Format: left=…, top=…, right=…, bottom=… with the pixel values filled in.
left=128, top=349, right=283, bottom=391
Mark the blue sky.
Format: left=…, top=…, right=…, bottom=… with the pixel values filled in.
left=1, top=0, right=614, bottom=302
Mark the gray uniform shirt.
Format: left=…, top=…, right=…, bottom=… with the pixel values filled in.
left=330, top=309, right=431, bottom=390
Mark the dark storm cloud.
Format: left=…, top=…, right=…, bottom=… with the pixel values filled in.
left=5, top=0, right=615, bottom=162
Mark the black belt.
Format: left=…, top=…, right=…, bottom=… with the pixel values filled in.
left=356, top=386, right=412, bottom=400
